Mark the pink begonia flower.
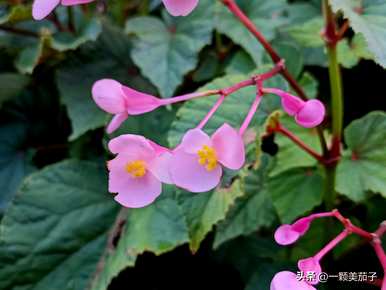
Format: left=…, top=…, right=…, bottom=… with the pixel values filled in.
left=162, top=0, right=199, bottom=16
left=263, top=88, right=325, bottom=128
left=107, top=134, right=172, bottom=208
left=270, top=271, right=316, bottom=290
left=298, top=257, right=322, bottom=285
left=169, top=123, right=245, bottom=192
left=92, top=79, right=162, bottom=134
left=32, top=0, right=94, bottom=20
left=274, top=216, right=314, bottom=246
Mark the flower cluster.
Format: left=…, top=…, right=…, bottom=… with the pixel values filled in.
left=271, top=210, right=386, bottom=290
left=92, top=73, right=325, bottom=208
left=32, top=0, right=199, bottom=20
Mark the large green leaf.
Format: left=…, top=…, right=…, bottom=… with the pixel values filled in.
left=0, top=123, right=34, bottom=215
left=286, top=18, right=324, bottom=48
left=0, top=160, right=118, bottom=290
left=125, top=0, right=214, bottom=97
left=330, top=0, right=386, bottom=68
left=215, top=0, right=287, bottom=65
left=168, top=70, right=287, bottom=147
left=0, top=4, right=31, bottom=25
left=213, top=154, right=276, bottom=249
left=90, top=188, right=189, bottom=290
left=268, top=167, right=323, bottom=223
left=337, top=34, right=374, bottom=68
left=0, top=73, right=30, bottom=107
left=336, top=111, right=386, bottom=201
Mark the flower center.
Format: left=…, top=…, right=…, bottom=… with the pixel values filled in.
left=125, top=160, right=146, bottom=178
left=197, top=145, right=218, bottom=171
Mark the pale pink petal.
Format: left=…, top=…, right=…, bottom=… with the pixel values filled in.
left=148, top=140, right=170, bottom=155
left=295, top=99, right=325, bottom=128
left=121, top=86, right=162, bottom=115
left=298, top=258, right=321, bottom=285
left=170, top=149, right=222, bottom=192
left=61, top=0, right=94, bottom=5
left=108, top=134, right=155, bottom=161
left=148, top=152, right=173, bottom=184
left=179, top=128, right=211, bottom=154
left=274, top=224, right=301, bottom=246
left=92, top=79, right=127, bottom=114
left=106, top=112, right=128, bottom=134
left=162, top=0, right=199, bottom=16
left=32, top=0, right=60, bottom=20
left=211, top=123, right=245, bottom=170
left=281, top=94, right=305, bottom=116
left=270, top=271, right=317, bottom=290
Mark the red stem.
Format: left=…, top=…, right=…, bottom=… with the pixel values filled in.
left=275, top=124, right=325, bottom=163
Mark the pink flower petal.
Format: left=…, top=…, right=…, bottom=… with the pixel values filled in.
left=162, top=0, right=199, bottom=16
left=121, top=86, right=162, bottom=115
left=281, top=94, right=305, bottom=116
left=298, top=257, right=322, bottom=285
left=108, top=134, right=156, bottom=161
left=179, top=128, right=211, bottom=154
left=170, top=149, right=222, bottom=192
left=291, top=217, right=313, bottom=236
left=106, top=112, right=128, bottom=134
left=61, top=0, right=94, bottom=5
left=148, top=152, right=173, bottom=184
left=32, top=0, right=60, bottom=20
left=211, top=123, right=245, bottom=170
left=92, top=79, right=127, bottom=114
left=295, top=99, right=325, bottom=128
left=274, top=224, right=301, bottom=246
left=148, top=140, right=170, bottom=155
left=270, top=271, right=317, bottom=290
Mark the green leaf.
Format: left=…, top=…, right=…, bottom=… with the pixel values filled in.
left=268, top=167, right=323, bottom=223
left=0, top=160, right=118, bottom=290
left=57, top=23, right=153, bottom=140
left=0, top=73, right=30, bottom=107
left=168, top=70, right=287, bottom=147
left=178, top=179, right=244, bottom=252
left=14, top=39, right=43, bottom=74
left=0, top=5, right=31, bottom=25
left=329, top=0, right=386, bottom=68
left=225, top=50, right=256, bottom=75
left=0, top=123, right=34, bottom=215
left=215, top=0, right=287, bottom=65
left=337, top=34, right=374, bottom=68
left=270, top=41, right=304, bottom=78
left=336, top=111, right=386, bottom=201
left=213, top=154, right=276, bottom=248
left=269, top=114, right=322, bottom=177
left=286, top=18, right=324, bottom=48
left=125, top=0, right=214, bottom=97
left=90, top=188, right=189, bottom=290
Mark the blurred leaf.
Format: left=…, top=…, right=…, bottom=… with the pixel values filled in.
left=298, top=72, right=318, bottom=99
left=192, top=50, right=221, bottom=83
left=14, top=37, right=44, bottom=74
left=270, top=41, right=303, bottom=78
left=330, top=0, right=386, bottom=68
left=214, top=154, right=276, bottom=248
left=225, top=50, right=256, bottom=75
left=336, top=111, right=386, bottom=201
left=91, top=188, right=189, bottom=290
left=178, top=179, right=244, bottom=252
left=125, top=0, right=214, bottom=97
left=269, top=115, right=322, bottom=177
left=268, top=167, right=323, bottom=223
left=0, top=122, right=34, bottom=215
left=168, top=69, right=287, bottom=147
left=337, top=34, right=374, bottom=68
left=286, top=17, right=324, bottom=48
left=285, top=2, right=320, bottom=25
left=0, top=4, right=31, bottom=25
left=0, top=73, right=30, bottom=107
left=0, top=160, right=118, bottom=290
left=215, top=0, right=288, bottom=65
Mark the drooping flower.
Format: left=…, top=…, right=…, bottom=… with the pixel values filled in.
left=32, top=0, right=94, bottom=20
left=162, top=0, right=199, bottom=16
left=92, top=79, right=162, bottom=133
left=107, top=134, right=172, bottom=208
left=263, top=88, right=325, bottom=128
left=270, top=271, right=317, bottom=290
left=297, top=257, right=322, bottom=285
left=169, top=123, right=245, bottom=192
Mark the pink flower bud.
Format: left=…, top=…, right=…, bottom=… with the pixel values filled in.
left=274, top=216, right=313, bottom=246
left=270, top=271, right=316, bottom=290
left=32, top=0, right=94, bottom=20
left=298, top=257, right=322, bottom=285
left=162, top=0, right=199, bottom=16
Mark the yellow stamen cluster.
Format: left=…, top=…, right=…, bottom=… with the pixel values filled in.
left=197, top=145, right=218, bottom=171
left=125, top=160, right=146, bottom=178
